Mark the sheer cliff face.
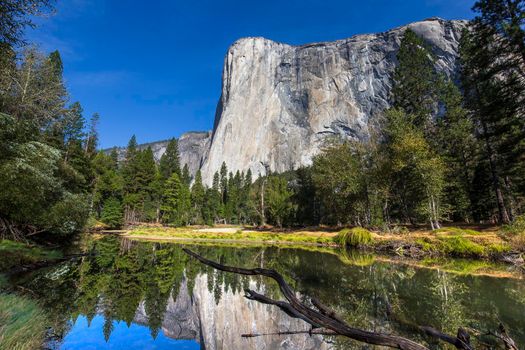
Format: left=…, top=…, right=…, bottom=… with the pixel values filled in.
left=200, top=18, right=466, bottom=185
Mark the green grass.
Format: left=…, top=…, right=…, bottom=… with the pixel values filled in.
left=416, top=235, right=492, bottom=257
left=333, top=228, right=373, bottom=247
left=0, top=293, right=48, bottom=350
left=129, top=227, right=335, bottom=245
left=437, top=235, right=486, bottom=257
left=0, top=240, right=62, bottom=271
left=434, top=227, right=482, bottom=236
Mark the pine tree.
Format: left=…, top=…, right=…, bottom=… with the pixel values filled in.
left=391, top=28, right=438, bottom=129
left=266, top=175, right=294, bottom=228
left=161, top=172, right=191, bottom=226
left=190, top=170, right=205, bottom=224
left=159, top=138, right=180, bottom=180
left=100, top=197, right=123, bottom=228
left=181, top=164, right=191, bottom=185
left=460, top=0, right=525, bottom=223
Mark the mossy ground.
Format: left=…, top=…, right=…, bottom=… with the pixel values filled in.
left=0, top=240, right=62, bottom=271
left=126, top=225, right=518, bottom=261
left=127, top=226, right=336, bottom=245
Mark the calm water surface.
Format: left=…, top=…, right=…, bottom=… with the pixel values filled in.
left=5, top=236, right=525, bottom=349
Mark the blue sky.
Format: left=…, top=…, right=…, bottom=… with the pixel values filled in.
left=28, top=0, right=475, bottom=148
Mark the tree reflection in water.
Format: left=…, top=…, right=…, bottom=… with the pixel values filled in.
left=8, top=236, right=525, bottom=349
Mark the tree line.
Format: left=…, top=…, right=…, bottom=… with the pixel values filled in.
left=1, top=0, right=524, bottom=239
left=0, top=1, right=100, bottom=239
left=94, top=0, right=524, bottom=230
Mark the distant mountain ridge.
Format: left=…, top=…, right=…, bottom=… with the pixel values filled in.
left=105, top=131, right=210, bottom=177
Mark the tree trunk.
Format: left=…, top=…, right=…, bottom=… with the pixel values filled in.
left=481, top=120, right=510, bottom=224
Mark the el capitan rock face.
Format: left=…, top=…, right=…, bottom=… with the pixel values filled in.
left=199, top=18, right=466, bottom=184
left=110, top=18, right=466, bottom=184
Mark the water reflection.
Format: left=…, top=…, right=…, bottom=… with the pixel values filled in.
left=9, top=236, right=525, bottom=349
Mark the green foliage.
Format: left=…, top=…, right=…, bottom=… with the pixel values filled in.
left=0, top=240, right=61, bottom=270
left=312, top=142, right=367, bottom=225
left=391, top=28, right=437, bottom=127
left=334, top=227, right=373, bottom=247
left=159, top=138, right=180, bottom=180
left=161, top=173, right=191, bottom=225
left=501, top=215, right=525, bottom=251
left=100, top=198, right=123, bottom=229
left=265, top=175, right=294, bottom=228
left=437, top=236, right=486, bottom=257
left=501, top=215, right=525, bottom=236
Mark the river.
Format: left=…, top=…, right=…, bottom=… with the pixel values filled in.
left=5, top=235, right=525, bottom=349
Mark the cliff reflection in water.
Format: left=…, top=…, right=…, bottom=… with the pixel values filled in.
left=11, top=236, right=525, bottom=349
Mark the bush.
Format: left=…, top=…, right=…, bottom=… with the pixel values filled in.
left=501, top=215, right=525, bottom=236
left=334, top=227, right=373, bottom=247
left=390, top=225, right=410, bottom=235
left=500, top=215, right=525, bottom=252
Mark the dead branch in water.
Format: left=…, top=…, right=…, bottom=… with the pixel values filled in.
left=184, top=248, right=514, bottom=350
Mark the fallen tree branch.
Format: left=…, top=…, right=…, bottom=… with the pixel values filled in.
left=487, top=324, right=519, bottom=350
left=183, top=249, right=520, bottom=350
left=184, top=248, right=428, bottom=350
left=242, top=328, right=338, bottom=338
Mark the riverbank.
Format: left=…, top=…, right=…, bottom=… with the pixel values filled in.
left=124, top=225, right=524, bottom=266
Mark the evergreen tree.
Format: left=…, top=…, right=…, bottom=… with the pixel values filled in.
left=461, top=0, right=525, bottom=223
left=181, top=164, right=191, bottom=185
left=159, top=138, right=180, bottom=180
left=265, top=175, right=294, bottom=228
left=161, top=173, right=191, bottom=226
left=100, top=197, right=123, bottom=229
left=391, top=28, right=438, bottom=129
left=190, top=170, right=205, bottom=224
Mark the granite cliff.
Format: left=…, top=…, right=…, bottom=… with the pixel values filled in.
left=110, top=18, right=467, bottom=184
left=133, top=275, right=330, bottom=350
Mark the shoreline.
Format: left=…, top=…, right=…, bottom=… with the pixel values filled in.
left=122, top=226, right=525, bottom=269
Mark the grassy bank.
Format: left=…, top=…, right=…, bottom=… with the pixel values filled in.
left=0, top=240, right=62, bottom=271
left=0, top=293, right=48, bottom=350
left=126, top=226, right=337, bottom=245
left=125, top=225, right=524, bottom=263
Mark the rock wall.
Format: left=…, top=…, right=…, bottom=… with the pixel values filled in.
left=107, top=131, right=211, bottom=177
left=199, top=18, right=466, bottom=184
left=107, top=18, right=466, bottom=185
left=133, top=274, right=330, bottom=350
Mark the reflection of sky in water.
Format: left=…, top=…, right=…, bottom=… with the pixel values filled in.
left=58, top=315, right=200, bottom=350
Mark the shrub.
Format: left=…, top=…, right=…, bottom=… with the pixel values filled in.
left=501, top=215, right=525, bottom=236
left=334, top=227, right=373, bottom=247
left=500, top=215, right=525, bottom=252
left=390, top=225, right=410, bottom=235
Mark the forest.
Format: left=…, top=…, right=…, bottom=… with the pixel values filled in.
left=0, top=0, right=524, bottom=242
